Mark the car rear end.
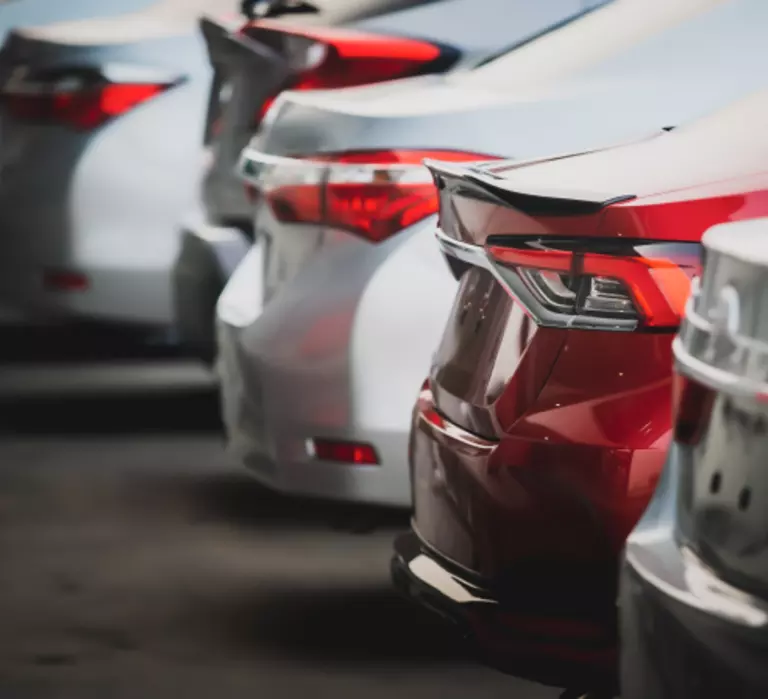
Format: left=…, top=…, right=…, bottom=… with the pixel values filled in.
left=215, top=145, right=499, bottom=508
left=389, top=108, right=768, bottom=686
left=174, top=8, right=461, bottom=359
left=174, top=0, right=610, bottom=361
left=620, top=217, right=768, bottom=698
left=0, top=1, right=237, bottom=329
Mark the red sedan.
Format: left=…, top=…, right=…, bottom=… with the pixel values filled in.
left=392, top=90, right=768, bottom=691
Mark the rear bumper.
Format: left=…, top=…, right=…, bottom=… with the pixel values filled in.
left=214, top=216, right=456, bottom=509
left=0, top=255, right=178, bottom=329
left=619, top=448, right=768, bottom=699
left=217, top=312, right=413, bottom=508
left=621, top=544, right=768, bottom=698
left=392, top=529, right=618, bottom=690
left=406, top=384, right=672, bottom=687
left=172, top=220, right=251, bottom=362
left=410, top=384, right=659, bottom=580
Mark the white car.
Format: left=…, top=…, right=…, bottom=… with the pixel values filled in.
left=0, top=0, right=239, bottom=332
left=218, top=0, right=768, bottom=508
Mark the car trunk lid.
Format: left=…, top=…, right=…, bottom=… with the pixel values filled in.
left=425, top=90, right=768, bottom=438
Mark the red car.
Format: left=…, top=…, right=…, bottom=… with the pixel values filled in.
left=391, top=90, right=768, bottom=691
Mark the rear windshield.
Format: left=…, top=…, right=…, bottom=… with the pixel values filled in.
left=459, top=0, right=730, bottom=91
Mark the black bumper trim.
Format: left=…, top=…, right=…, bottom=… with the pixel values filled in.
left=392, top=530, right=619, bottom=692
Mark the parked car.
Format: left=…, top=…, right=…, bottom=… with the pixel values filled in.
left=2, top=0, right=549, bottom=334
left=218, top=0, right=768, bottom=512
left=0, top=0, right=177, bottom=324
left=620, top=215, right=768, bottom=698
left=173, top=0, right=610, bottom=360
left=390, top=89, right=768, bottom=691
left=0, top=0, right=249, bottom=332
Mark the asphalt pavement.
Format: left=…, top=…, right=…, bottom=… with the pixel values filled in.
left=0, top=327, right=562, bottom=699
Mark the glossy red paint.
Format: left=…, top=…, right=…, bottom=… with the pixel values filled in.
left=408, top=96, right=768, bottom=675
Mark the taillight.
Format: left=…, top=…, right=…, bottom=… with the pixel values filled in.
left=241, top=20, right=453, bottom=124
left=306, top=438, right=379, bottom=466
left=0, top=67, right=178, bottom=130
left=240, top=149, right=498, bottom=243
left=484, top=238, right=702, bottom=331
left=672, top=373, right=716, bottom=446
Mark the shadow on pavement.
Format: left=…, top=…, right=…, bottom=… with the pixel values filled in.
left=0, top=390, right=223, bottom=435
left=211, top=584, right=470, bottom=667
left=0, top=323, right=181, bottom=364
left=184, top=471, right=409, bottom=531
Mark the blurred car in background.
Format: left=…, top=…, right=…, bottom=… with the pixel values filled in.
left=620, top=216, right=768, bottom=698
left=391, top=89, right=768, bottom=692
left=173, top=0, right=611, bottom=361
left=216, top=0, right=768, bottom=512
left=0, top=0, right=245, bottom=334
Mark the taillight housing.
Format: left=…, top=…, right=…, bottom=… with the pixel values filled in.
left=240, top=149, right=498, bottom=243
left=0, top=66, right=178, bottom=130
left=484, top=238, right=702, bottom=331
left=241, top=20, right=454, bottom=124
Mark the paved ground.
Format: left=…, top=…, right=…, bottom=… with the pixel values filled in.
left=0, top=332, right=563, bottom=699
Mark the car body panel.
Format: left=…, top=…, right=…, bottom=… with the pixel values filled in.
left=255, top=0, right=760, bottom=159
left=217, top=214, right=452, bottom=507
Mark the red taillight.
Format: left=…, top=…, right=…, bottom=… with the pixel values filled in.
left=486, top=239, right=702, bottom=330
left=43, top=268, right=89, bottom=292
left=307, top=438, right=379, bottom=466
left=242, top=21, right=449, bottom=124
left=245, top=149, right=497, bottom=242
left=1, top=80, right=173, bottom=130
left=672, top=373, right=716, bottom=445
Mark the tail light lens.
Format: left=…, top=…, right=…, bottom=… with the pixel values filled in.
left=241, top=149, right=498, bottom=243
left=0, top=67, right=177, bottom=130
left=486, top=238, right=702, bottom=331
left=306, top=438, right=379, bottom=466
left=241, top=20, right=452, bottom=123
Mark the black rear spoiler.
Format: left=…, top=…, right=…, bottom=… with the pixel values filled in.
left=425, top=158, right=636, bottom=218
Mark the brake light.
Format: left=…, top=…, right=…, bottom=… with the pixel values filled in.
left=242, top=21, right=451, bottom=124
left=43, top=268, right=89, bottom=292
left=1, top=70, right=176, bottom=130
left=486, top=239, right=702, bottom=330
left=306, top=438, right=379, bottom=466
left=672, top=373, right=716, bottom=445
left=242, top=149, right=498, bottom=242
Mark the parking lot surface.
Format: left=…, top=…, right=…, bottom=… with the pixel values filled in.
left=0, top=334, right=558, bottom=699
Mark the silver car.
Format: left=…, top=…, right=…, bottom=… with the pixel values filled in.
left=621, top=213, right=768, bottom=697
left=0, top=0, right=239, bottom=331
left=174, top=0, right=608, bottom=360
left=219, top=0, right=768, bottom=509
